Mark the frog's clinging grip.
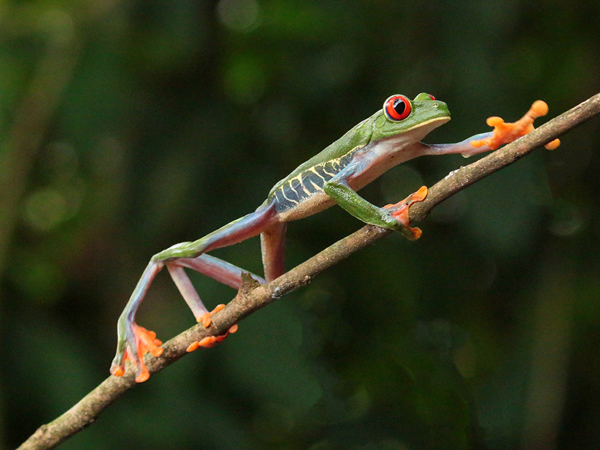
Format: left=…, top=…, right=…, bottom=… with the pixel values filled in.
left=384, top=186, right=428, bottom=240
left=470, top=100, right=561, bottom=150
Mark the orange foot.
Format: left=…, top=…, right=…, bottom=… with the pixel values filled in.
left=384, top=185, right=428, bottom=240
left=470, top=100, right=561, bottom=151
left=198, top=303, right=226, bottom=328
left=187, top=324, right=239, bottom=352
left=110, top=324, right=163, bottom=383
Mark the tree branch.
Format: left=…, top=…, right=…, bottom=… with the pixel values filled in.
left=18, top=92, right=600, bottom=450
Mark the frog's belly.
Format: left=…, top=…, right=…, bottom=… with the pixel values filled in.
left=276, top=192, right=335, bottom=222
left=275, top=166, right=385, bottom=222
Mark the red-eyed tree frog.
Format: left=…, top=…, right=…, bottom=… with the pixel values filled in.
left=110, top=94, right=559, bottom=382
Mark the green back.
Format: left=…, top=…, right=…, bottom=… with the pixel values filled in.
left=268, top=113, right=376, bottom=196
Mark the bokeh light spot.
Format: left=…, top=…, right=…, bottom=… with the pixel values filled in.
left=23, top=188, right=68, bottom=232
left=217, top=0, right=261, bottom=33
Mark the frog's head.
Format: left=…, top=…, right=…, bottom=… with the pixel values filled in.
left=371, top=93, right=451, bottom=143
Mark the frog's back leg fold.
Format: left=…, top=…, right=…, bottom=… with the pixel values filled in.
left=112, top=201, right=279, bottom=382
left=154, top=201, right=279, bottom=260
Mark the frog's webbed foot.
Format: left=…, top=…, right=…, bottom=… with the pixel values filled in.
left=110, top=322, right=163, bottom=383
left=187, top=324, right=239, bottom=352
left=186, top=303, right=239, bottom=351
left=383, top=185, right=428, bottom=240
left=470, top=100, right=561, bottom=151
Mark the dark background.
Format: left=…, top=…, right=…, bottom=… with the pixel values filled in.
left=1, top=1, right=599, bottom=449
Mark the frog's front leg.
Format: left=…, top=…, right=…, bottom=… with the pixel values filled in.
left=111, top=203, right=278, bottom=382
left=425, top=100, right=560, bottom=158
left=323, top=158, right=427, bottom=240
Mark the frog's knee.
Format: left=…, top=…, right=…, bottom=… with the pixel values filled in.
left=152, top=242, right=197, bottom=261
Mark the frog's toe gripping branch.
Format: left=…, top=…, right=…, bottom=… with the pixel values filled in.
left=110, top=323, right=163, bottom=383
left=110, top=260, right=165, bottom=382
left=323, top=160, right=429, bottom=239
left=198, top=303, right=225, bottom=328
left=470, top=100, right=561, bottom=151
left=187, top=324, right=239, bottom=352
left=384, top=185, right=428, bottom=240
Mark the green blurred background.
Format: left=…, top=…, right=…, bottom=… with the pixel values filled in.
left=1, top=0, right=599, bottom=449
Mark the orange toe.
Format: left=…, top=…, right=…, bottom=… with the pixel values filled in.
left=199, top=336, right=217, bottom=348
left=111, top=364, right=125, bottom=377
left=187, top=341, right=200, bottom=352
left=150, top=347, right=164, bottom=357
left=200, top=313, right=212, bottom=328
left=531, top=100, right=548, bottom=116
left=135, top=370, right=150, bottom=383
left=545, top=138, right=561, bottom=150
left=115, top=324, right=163, bottom=382
left=133, top=324, right=163, bottom=356
left=190, top=323, right=239, bottom=350
left=411, top=185, right=428, bottom=202
left=199, top=304, right=227, bottom=328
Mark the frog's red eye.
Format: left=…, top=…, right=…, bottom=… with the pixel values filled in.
left=428, top=94, right=436, bottom=100
left=384, top=95, right=412, bottom=121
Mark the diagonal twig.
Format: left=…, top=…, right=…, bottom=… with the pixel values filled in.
left=17, top=92, right=600, bottom=450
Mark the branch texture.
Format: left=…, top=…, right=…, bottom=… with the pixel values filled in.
left=18, top=92, right=600, bottom=450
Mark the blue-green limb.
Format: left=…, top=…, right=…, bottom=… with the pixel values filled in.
left=110, top=202, right=282, bottom=382
left=423, top=132, right=493, bottom=157
left=321, top=153, right=424, bottom=239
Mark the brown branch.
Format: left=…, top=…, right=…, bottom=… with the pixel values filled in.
left=17, top=92, right=600, bottom=450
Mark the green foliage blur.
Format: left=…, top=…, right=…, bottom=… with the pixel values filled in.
left=1, top=0, right=599, bottom=449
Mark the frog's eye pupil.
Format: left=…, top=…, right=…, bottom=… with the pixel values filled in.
left=384, top=95, right=411, bottom=121
left=393, top=98, right=406, bottom=115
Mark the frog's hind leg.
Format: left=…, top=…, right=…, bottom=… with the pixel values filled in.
left=175, top=217, right=288, bottom=352
left=260, top=221, right=287, bottom=282
left=167, top=253, right=267, bottom=327
left=162, top=202, right=278, bottom=322
left=170, top=218, right=288, bottom=333
left=112, top=202, right=278, bottom=382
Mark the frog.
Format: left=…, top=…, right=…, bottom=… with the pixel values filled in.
left=110, top=93, right=558, bottom=382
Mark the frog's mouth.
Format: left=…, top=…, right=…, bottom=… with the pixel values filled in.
left=410, top=115, right=451, bottom=134
left=381, top=115, right=451, bottom=148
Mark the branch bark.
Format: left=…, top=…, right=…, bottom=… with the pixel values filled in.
left=17, top=92, right=600, bottom=450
